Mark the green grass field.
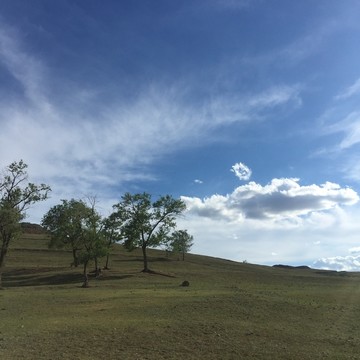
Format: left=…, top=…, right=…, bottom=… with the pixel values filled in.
left=1, top=233, right=360, bottom=359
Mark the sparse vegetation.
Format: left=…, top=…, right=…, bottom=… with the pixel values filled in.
left=1, top=231, right=360, bottom=359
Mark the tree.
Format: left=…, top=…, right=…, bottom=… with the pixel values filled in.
left=42, top=198, right=107, bottom=287
left=42, top=199, right=89, bottom=267
left=113, top=193, right=186, bottom=272
left=168, top=229, right=194, bottom=261
left=78, top=198, right=107, bottom=287
left=0, top=160, right=51, bottom=288
left=102, top=213, right=123, bottom=270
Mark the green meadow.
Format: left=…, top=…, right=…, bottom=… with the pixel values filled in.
left=1, top=232, right=360, bottom=359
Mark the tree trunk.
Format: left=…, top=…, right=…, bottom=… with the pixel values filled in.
left=72, top=249, right=79, bottom=267
left=82, top=261, right=89, bottom=288
left=94, top=256, right=98, bottom=274
left=94, top=257, right=101, bottom=277
left=182, top=250, right=185, bottom=261
left=141, top=244, right=149, bottom=272
left=0, top=243, right=7, bottom=269
left=104, top=253, right=110, bottom=270
left=0, top=236, right=10, bottom=290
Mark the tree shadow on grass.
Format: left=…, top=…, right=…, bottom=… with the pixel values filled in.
left=93, top=274, right=134, bottom=282
left=3, top=267, right=83, bottom=287
left=114, top=257, right=171, bottom=263
left=141, top=269, right=176, bottom=278
left=2, top=267, right=136, bottom=288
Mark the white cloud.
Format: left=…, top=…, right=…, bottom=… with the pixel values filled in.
left=0, top=22, right=304, bottom=223
left=324, top=111, right=360, bottom=150
left=313, top=255, right=360, bottom=272
left=335, top=78, right=360, bottom=100
left=194, top=179, right=203, bottom=184
left=231, top=162, right=252, bottom=181
left=315, top=76, right=360, bottom=184
left=179, top=210, right=347, bottom=266
left=342, top=156, right=360, bottom=182
left=349, top=247, right=360, bottom=254
left=179, top=201, right=360, bottom=269
left=247, top=85, right=302, bottom=108
left=182, top=178, right=358, bottom=223
left=180, top=185, right=360, bottom=266
left=208, top=85, right=301, bottom=126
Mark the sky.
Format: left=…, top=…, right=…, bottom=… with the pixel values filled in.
left=1, top=0, right=360, bottom=270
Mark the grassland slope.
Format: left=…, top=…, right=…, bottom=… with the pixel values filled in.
left=1, top=232, right=360, bottom=359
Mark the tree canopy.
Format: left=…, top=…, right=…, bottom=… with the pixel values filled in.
left=112, top=192, right=186, bottom=272
left=42, top=199, right=90, bottom=267
left=42, top=197, right=108, bottom=287
left=0, top=160, right=51, bottom=288
left=168, top=229, right=194, bottom=261
left=102, top=212, right=123, bottom=269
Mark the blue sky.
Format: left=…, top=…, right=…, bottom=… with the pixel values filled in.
left=2, top=0, right=360, bottom=270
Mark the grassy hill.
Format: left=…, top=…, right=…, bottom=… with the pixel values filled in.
left=1, top=232, right=360, bottom=359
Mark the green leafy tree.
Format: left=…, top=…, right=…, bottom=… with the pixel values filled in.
left=42, top=198, right=107, bottom=287
left=113, top=193, right=186, bottom=272
left=78, top=198, right=107, bottom=287
left=41, top=199, right=89, bottom=267
left=168, top=229, right=194, bottom=261
left=0, top=160, right=51, bottom=288
left=102, top=213, right=123, bottom=270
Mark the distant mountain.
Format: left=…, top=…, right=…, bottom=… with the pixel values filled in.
left=273, top=264, right=311, bottom=270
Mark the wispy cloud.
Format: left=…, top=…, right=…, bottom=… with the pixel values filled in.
left=208, top=84, right=302, bottom=126
left=315, top=77, right=360, bottom=183
left=342, top=158, right=360, bottom=182
left=0, top=24, right=51, bottom=111
left=335, top=78, right=360, bottom=100
left=0, top=22, right=303, bottom=207
left=325, top=111, right=360, bottom=150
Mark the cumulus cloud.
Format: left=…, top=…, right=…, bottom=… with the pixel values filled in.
left=194, top=179, right=203, bottom=184
left=313, top=255, right=360, bottom=272
left=231, top=162, right=252, bottom=181
left=182, top=178, right=359, bottom=223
